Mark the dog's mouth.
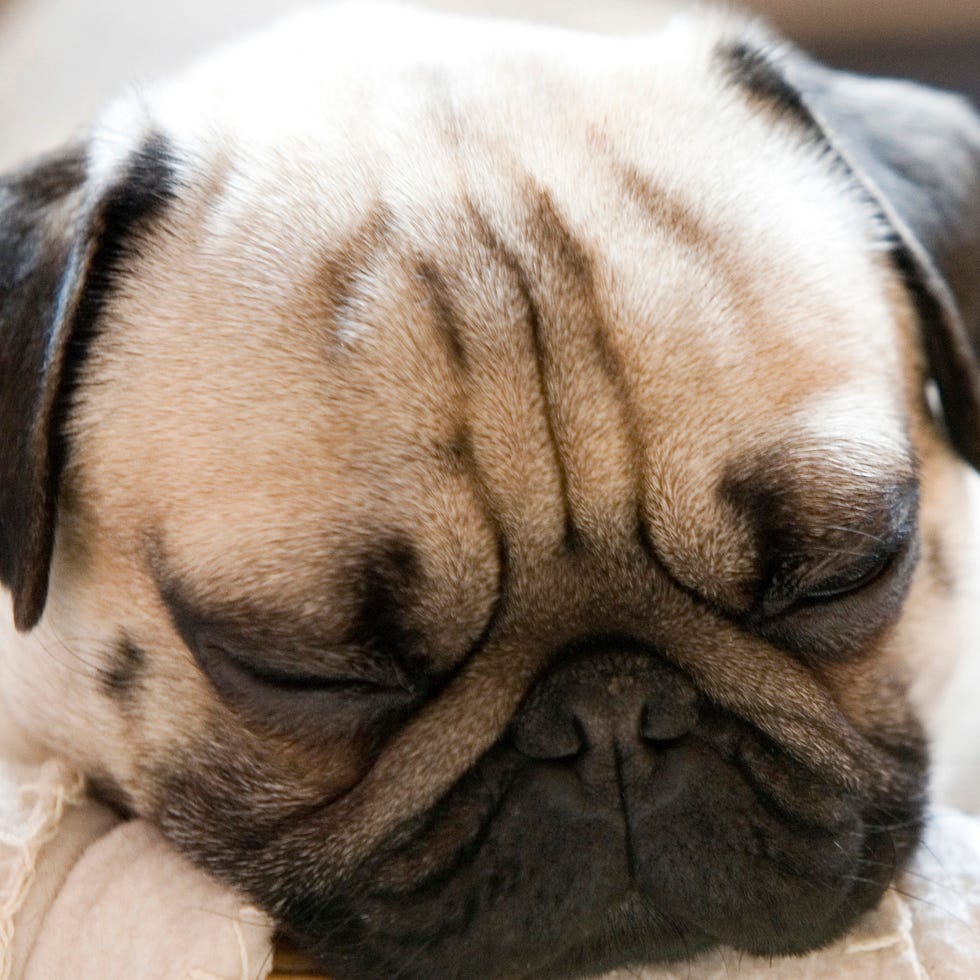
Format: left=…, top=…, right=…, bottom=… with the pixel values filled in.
left=275, top=701, right=926, bottom=980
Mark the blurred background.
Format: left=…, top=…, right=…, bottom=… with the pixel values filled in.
left=1, top=0, right=979, bottom=170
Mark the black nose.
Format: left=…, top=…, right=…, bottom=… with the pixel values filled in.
left=510, top=645, right=698, bottom=760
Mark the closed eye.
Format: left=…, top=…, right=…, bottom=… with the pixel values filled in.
left=793, top=545, right=899, bottom=605
left=200, top=637, right=413, bottom=694
left=158, top=577, right=427, bottom=740
left=742, top=527, right=919, bottom=662
left=176, top=630, right=422, bottom=743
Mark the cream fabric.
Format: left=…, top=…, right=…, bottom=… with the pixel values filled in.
left=0, top=759, right=274, bottom=980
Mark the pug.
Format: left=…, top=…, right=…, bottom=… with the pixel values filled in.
left=1, top=4, right=978, bottom=978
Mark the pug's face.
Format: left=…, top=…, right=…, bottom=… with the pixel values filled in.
left=2, top=6, right=979, bottom=978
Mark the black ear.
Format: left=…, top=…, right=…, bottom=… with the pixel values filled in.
left=0, top=135, right=175, bottom=631
left=723, top=39, right=980, bottom=469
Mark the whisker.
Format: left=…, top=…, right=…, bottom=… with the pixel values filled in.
left=820, top=525, right=889, bottom=545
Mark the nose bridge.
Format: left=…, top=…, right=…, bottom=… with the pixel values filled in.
left=565, top=661, right=655, bottom=744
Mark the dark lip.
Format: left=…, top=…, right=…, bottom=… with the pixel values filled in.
left=291, top=844, right=902, bottom=980
left=281, top=745, right=924, bottom=980
left=510, top=893, right=714, bottom=980
left=517, top=814, right=918, bottom=979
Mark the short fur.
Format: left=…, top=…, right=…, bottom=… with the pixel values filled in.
left=1, top=5, right=979, bottom=978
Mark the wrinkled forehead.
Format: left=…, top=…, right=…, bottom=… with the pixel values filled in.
left=72, top=5, right=918, bottom=596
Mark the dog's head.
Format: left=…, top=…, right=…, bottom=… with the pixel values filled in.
left=1, top=6, right=979, bottom=977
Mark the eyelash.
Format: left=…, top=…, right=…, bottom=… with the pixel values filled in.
left=794, top=546, right=899, bottom=605
left=199, top=637, right=414, bottom=694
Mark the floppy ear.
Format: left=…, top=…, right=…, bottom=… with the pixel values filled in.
left=0, top=135, right=175, bottom=631
left=725, top=40, right=980, bottom=469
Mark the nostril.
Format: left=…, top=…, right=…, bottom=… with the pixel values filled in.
left=639, top=697, right=699, bottom=744
left=511, top=708, right=585, bottom=761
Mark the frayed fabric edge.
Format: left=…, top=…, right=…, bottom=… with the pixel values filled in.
left=0, top=759, right=87, bottom=980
